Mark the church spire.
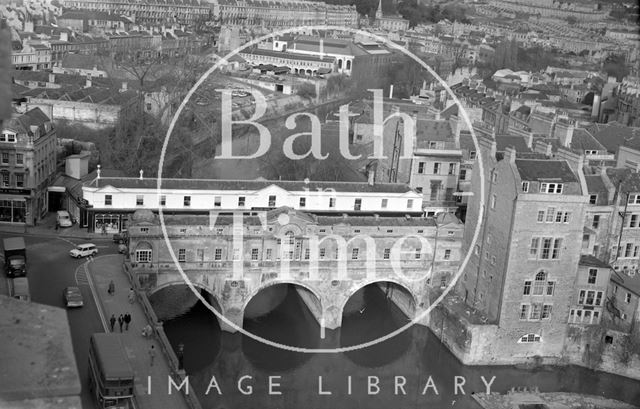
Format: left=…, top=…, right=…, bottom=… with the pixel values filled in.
left=376, top=0, right=383, bottom=19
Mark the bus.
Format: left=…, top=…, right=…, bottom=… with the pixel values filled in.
left=88, top=333, right=135, bottom=409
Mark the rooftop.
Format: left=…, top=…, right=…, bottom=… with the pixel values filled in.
left=611, top=270, right=640, bottom=297
left=515, top=159, right=578, bottom=183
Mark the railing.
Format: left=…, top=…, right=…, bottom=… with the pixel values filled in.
left=123, top=263, right=203, bottom=409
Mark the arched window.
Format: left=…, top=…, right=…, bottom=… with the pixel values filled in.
left=338, top=59, right=343, bottom=69
left=533, top=271, right=546, bottom=295
left=346, top=60, right=351, bottom=70
left=518, top=333, right=541, bottom=343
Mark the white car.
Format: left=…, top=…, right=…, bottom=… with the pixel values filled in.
left=69, top=243, right=98, bottom=258
left=57, top=210, right=73, bottom=227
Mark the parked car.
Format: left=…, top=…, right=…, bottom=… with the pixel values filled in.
left=63, top=286, right=84, bottom=308
left=70, top=243, right=98, bottom=258
left=56, top=210, right=73, bottom=227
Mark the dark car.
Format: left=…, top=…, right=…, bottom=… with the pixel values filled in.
left=112, top=231, right=129, bottom=244
left=63, top=286, right=84, bottom=308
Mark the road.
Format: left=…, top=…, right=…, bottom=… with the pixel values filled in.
left=0, top=232, right=119, bottom=409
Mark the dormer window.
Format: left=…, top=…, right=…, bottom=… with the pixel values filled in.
left=0, top=132, right=16, bottom=143
left=628, top=194, right=640, bottom=205
left=540, top=183, right=563, bottom=194
left=522, top=182, right=529, bottom=192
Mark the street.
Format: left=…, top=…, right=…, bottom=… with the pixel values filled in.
left=0, top=231, right=119, bottom=409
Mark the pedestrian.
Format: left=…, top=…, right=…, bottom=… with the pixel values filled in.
left=102, top=224, right=107, bottom=235
left=124, top=313, right=131, bottom=331
left=109, top=314, right=116, bottom=332
left=149, top=345, right=156, bottom=367
left=128, top=288, right=135, bottom=304
left=108, top=280, right=115, bottom=296
left=118, top=314, right=124, bottom=332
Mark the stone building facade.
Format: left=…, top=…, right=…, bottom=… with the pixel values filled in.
left=127, top=207, right=462, bottom=331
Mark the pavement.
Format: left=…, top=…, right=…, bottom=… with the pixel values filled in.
left=0, top=213, right=111, bottom=241
left=86, top=254, right=191, bottom=409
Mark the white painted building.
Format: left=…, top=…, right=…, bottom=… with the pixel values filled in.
left=81, top=175, right=424, bottom=233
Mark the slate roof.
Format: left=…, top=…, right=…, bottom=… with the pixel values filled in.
left=514, top=159, right=578, bottom=183
left=586, top=122, right=640, bottom=153
left=415, top=120, right=454, bottom=146
left=579, top=254, right=611, bottom=269
left=611, top=270, right=640, bottom=297
left=570, top=128, right=607, bottom=152
left=606, top=168, right=640, bottom=195
left=2, top=108, right=51, bottom=137
left=61, top=54, right=104, bottom=71
left=495, top=134, right=531, bottom=152
left=584, top=174, right=608, bottom=197
left=88, top=178, right=416, bottom=194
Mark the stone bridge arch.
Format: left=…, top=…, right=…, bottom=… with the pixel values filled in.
left=341, top=278, right=422, bottom=322
left=241, top=280, right=323, bottom=324
left=148, top=281, right=224, bottom=326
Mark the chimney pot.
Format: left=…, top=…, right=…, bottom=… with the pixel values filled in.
left=97, top=164, right=101, bottom=179
left=139, top=169, right=144, bottom=180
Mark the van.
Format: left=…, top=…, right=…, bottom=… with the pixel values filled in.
left=57, top=210, right=73, bottom=228
left=70, top=243, right=98, bottom=258
left=9, top=277, right=30, bottom=301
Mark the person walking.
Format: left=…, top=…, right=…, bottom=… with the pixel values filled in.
left=128, top=288, right=135, bottom=304
left=108, top=280, right=115, bottom=296
left=109, top=314, right=116, bottom=332
left=149, top=345, right=156, bottom=367
left=124, top=313, right=131, bottom=331
left=118, top=314, right=124, bottom=332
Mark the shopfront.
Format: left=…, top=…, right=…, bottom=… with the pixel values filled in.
left=0, top=188, right=32, bottom=224
left=90, top=212, right=129, bottom=234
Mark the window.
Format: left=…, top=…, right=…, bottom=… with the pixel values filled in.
left=541, top=238, right=552, bottom=259
left=522, top=182, right=529, bottom=192
left=546, top=281, right=555, bottom=296
left=630, top=214, right=639, bottom=228
left=537, top=210, right=545, bottom=222
left=563, top=212, right=571, bottom=223
left=304, top=248, right=310, bottom=260
left=555, top=212, right=563, bottom=223
left=214, top=248, right=222, bottom=260
left=329, top=198, right=336, bottom=208
left=626, top=292, right=632, bottom=303
left=460, top=169, right=467, bottom=180
left=469, top=151, right=476, bottom=160
left=178, top=248, right=186, bottom=262
left=214, top=196, right=221, bottom=207
left=520, top=304, right=530, bottom=320
left=416, top=187, right=423, bottom=193
left=418, top=162, right=425, bottom=174
left=299, top=197, right=306, bottom=207
left=160, top=195, right=166, bottom=206
left=448, top=163, right=456, bottom=175
left=407, top=199, right=413, bottom=209
left=251, top=248, right=259, bottom=261
left=552, top=238, right=562, bottom=259
left=541, top=304, right=552, bottom=319
left=444, top=249, right=451, bottom=260
left=433, top=162, right=441, bottom=174
left=533, top=272, right=546, bottom=295
left=354, top=198, right=362, bottom=210
left=529, top=238, right=539, bottom=258
left=546, top=208, right=555, bottom=222
left=519, top=334, right=541, bottom=343
left=629, top=194, right=640, bottom=204
left=381, top=198, right=388, bottom=208
left=588, top=269, right=597, bottom=284
left=589, top=194, right=597, bottom=205
left=523, top=280, right=532, bottom=295
left=440, top=276, right=447, bottom=287
left=268, top=195, right=276, bottom=207
left=592, top=215, right=600, bottom=229
left=383, top=248, right=390, bottom=259
left=540, top=183, right=563, bottom=194
left=625, top=243, right=633, bottom=258
left=183, top=196, right=191, bottom=207
left=530, top=304, right=541, bottom=320
left=16, top=154, right=23, bottom=165
left=140, top=228, right=149, bottom=233
left=579, top=290, right=604, bottom=306
left=351, top=248, right=359, bottom=260
left=136, top=249, right=152, bottom=262
left=415, top=249, right=421, bottom=259
left=136, top=195, right=144, bottom=206
left=319, top=248, right=326, bottom=258
left=15, top=174, right=23, bottom=187
left=1, top=153, right=8, bottom=164
left=265, top=248, right=272, bottom=260
left=238, top=196, right=245, bottom=207
left=105, top=195, right=112, bottom=206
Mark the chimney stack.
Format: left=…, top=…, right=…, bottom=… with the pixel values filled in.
left=97, top=164, right=101, bottom=179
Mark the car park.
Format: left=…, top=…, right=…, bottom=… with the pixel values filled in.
left=70, top=243, right=98, bottom=258
left=63, top=286, right=84, bottom=308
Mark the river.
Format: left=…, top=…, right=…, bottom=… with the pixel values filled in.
left=163, top=284, right=640, bottom=409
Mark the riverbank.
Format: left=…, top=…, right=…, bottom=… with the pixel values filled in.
left=472, top=390, right=639, bottom=409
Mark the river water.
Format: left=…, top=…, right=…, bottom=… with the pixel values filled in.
left=163, top=284, right=640, bottom=409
